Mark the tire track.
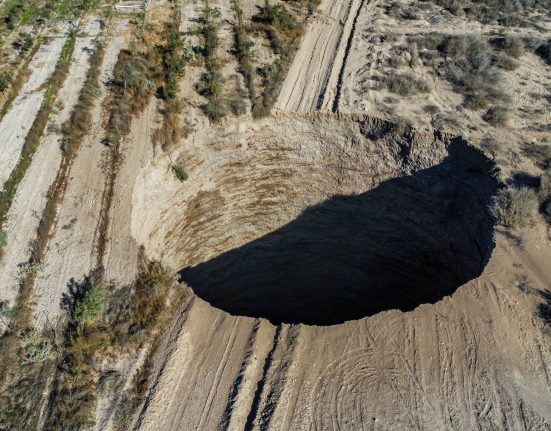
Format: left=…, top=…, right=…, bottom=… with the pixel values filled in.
left=244, top=325, right=283, bottom=430
left=218, top=320, right=261, bottom=430
left=275, top=0, right=361, bottom=112
left=330, top=0, right=367, bottom=112
left=197, top=318, right=241, bottom=429
left=131, top=296, right=196, bottom=430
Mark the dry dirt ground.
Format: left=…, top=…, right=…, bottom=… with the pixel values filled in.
left=0, top=0, right=550, bottom=429
left=130, top=113, right=551, bottom=431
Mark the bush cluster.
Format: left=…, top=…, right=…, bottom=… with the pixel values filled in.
left=383, top=72, right=430, bottom=96
left=424, top=0, right=549, bottom=27
left=407, top=33, right=515, bottom=110
left=483, top=106, right=510, bottom=125
left=172, top=165, right=188, bottom=182
left=193, top=5, right=227, bottom=122
left=0, top=72, right=13, bottom=92
left=492, top=186, right=538, bottom=229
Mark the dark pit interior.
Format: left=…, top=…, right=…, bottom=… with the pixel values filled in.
left=180, top=141, right=498, bottom=325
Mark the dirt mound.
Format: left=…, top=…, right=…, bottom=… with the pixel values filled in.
left=134, top=113, right=498, bottom=325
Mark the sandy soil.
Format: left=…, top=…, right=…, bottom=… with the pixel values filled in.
left=32, top=19, right=129, bottom=328
left=275, top=0, right=365, bottom=112
left=131, top=297, right=276, bottom=431
left=338, top=0, right=551, bottom=158
left=103, top=100, right=157, bottom=285
left=1, top=0, right=550, bottom=428
left=130, top=113, right=551, bottom=429
left=0, top=20, right=102, bottom=308
left=0, top=35, right=67, bottom=189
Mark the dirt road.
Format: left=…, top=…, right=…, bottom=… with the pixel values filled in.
left=32, top=20, right=129, bottom=328
left=0, top=36, right=66, bottom=189
left=275, top=0, right=366, bottom=112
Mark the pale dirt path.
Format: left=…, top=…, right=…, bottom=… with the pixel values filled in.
left=0, top=21, right=102, bottom=308
left=0, top=36, right=67, bottom=189
left=32, top=20, right=129, bottom=328
left=131, top=298, right=276, bottom=431
left=275, top=0, right=364, bottom=112
left=103, top=100, right=157, bottom=285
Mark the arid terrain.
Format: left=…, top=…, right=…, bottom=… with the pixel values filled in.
left=0, top=0, right=550, bottom=429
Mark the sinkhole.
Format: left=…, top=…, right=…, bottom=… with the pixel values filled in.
left=156, top=118, right=499, bottom=325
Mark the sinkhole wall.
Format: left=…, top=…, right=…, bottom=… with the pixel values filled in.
left=132, top=113, right=498, bottom=325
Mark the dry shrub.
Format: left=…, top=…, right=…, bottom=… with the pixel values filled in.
left=492, top=186, right=538, bottom=229
left=0, top=333, right=53, bottom=430
left=535, top=40, right=551, bottom=65
left=246, top=0, right=312, bottom=116
left=539, top=169, right=551, bottom=223
left=155, top=99, right=182, bottom=151
left=540, top=168, right=551, bottom=199
left=522, top=143, right=551, bottom=169
left=490, top=35, right=526, bottom=58
left=483, top=106, right=510, bottom=125
left=45, top=258, right=180, bottom=429
left=427, top=0, right=547, bottom=26
left=494, top=52, right=518, bottom=71
left=107, top=49, right=158, bottom=141
left=202, top=96, right=226, bottom=122
left=383, top=72, right=430, bottom=96
left=227, top=80, right=248, bottom=115
left=411, top=33, right=511, bottom=110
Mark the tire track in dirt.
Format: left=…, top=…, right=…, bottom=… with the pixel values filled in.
left=329, top=0, right=367, bottom=113
left=218, top=319, right=278, bottom=431
left=243, top=325, right=283, bottom=430
left=131, top=296, right=196, bottom=430
left=218, top=320, right=262, bottom=430
left=102, top=100, right=157, bottom=284
left=275, top=0, right=363, bottom=112
left=132, top=298, right=273, bottom=431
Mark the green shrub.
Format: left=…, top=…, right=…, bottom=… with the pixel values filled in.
left=492, top=186, right=538, bottom=229
left=195, top=5, right=222, bottom=59
left=17, top=261, right=44, bottom=280
left=203, top=97, right=226, bottom=122
left=0, top=72, right=13, bottom=92
left=194, top=70, right=224, bottom=96
left=74, top=287, right=106, bottom=329
left=161, top=78, right=178, bottom=99
left=172, top=166, right=188, bottom=182
left=17, top=32, right=33, bottom=54
left=20, top=330, right=50, bottom=364
left=0, top=228, right=6, bottom=249
left=258, top=0, right=297, bottom=34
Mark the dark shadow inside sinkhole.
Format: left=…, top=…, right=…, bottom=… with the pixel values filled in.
left=179, top=140, right=498, bottom=325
